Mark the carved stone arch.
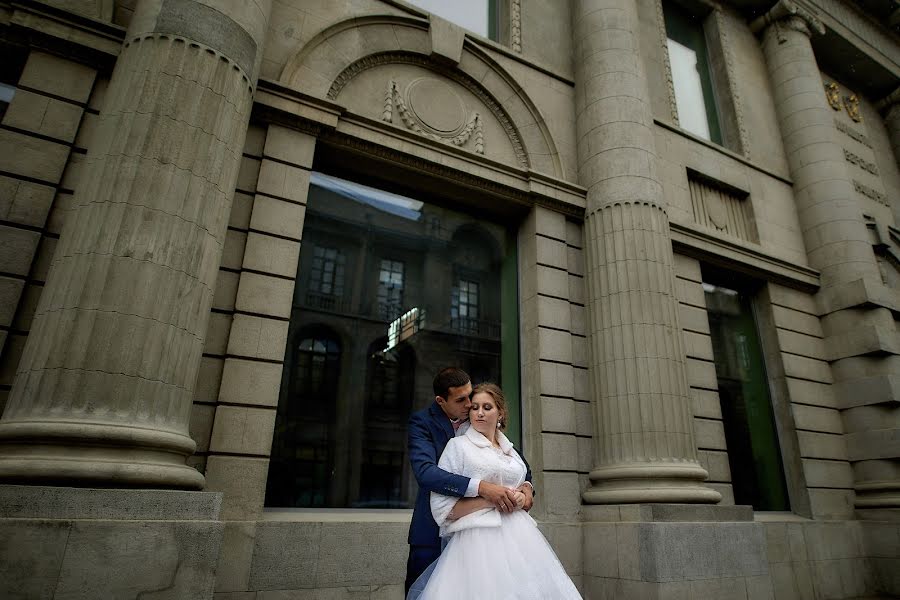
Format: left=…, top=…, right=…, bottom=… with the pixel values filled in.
left=280, top=16, right=564, bottom=178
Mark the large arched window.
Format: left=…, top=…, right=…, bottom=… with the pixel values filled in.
left=265, top=328, right=341, bottom=508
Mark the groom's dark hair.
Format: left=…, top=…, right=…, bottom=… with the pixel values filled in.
left=433, top=367, right=471, bottom=399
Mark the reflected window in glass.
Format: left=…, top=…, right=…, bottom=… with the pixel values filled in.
left=265, top=172, right=520, bottom=509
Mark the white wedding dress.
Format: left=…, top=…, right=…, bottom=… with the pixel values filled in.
left=407, top=426, right=582, bottom=600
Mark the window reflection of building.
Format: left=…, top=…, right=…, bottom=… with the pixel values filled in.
left=265, top=330, right=340, bottom=508
left=265, top=173, right=516, bottom=509
left=377, top=259, right=404, bottom=321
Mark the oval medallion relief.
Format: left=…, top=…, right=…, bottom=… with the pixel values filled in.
left=406, top=78, right=467, bottom=135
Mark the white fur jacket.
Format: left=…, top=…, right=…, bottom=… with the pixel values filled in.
left=430, top=425, right=532, bottom=537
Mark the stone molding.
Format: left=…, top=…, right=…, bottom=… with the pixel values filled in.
left=749, top=0, right=826, bottom=38
left=670, top=222, right=820, bottom=291
left=810, top=0, right=900, bottom=68
left=381, top=79, right=484, bottom=154
left=8, top=0, right=125, bottom=57
left=510, top=0, right=522, bottom=52
left=715, top=8, right=750, bottom=157
left=326, top=51, right=528, bottom=168
left=653, top=0, right=679, bottom=125
left=125, top=33, right=253, bottom=94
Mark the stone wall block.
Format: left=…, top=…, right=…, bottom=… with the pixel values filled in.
left=0, top=277, right=25, bottom=327
left=0, top=176, right=55, bottom=228
left=536, top=235, right=568, bottom=269
left=0, top=226, right=39, bottom=277
left=541, top=396, right=577, bottom=433
left=226, top=314, right=289, bottom=362
left=542, top=432, right=578, bottom=471
left=0, top=130, right=69, bottom=184
left=19, top=51, right=96, bottom=103
left=262, top=126, right=315, bottom=168
left=190, top=403, right=215, bottom=454
left=196, top=357, right=225, bottom=403
left=234, top=272, right=294, bottom=319
left=256, top=161, right=311, bottom=204
left=4, top=90, right=83, bottom=143
left=315, top=522, right=409, bottom=588
left=215, top=521, right=257, bottom=593
left=539, top=361, right=575, bottom=398
left=249, top=194, right=306, bottom=239
left=248, top=521, right=322, bottom=590
left=242, top=233, right=300, bottom=279
left=209, top=406, right=277, bottom=455
left=218, top=358, right=283, bottom=408
left=204, top=456, right=270, bottom=520
left=213, top=271, right=240, bottom=312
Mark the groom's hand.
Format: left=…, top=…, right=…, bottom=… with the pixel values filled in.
left=478, top=481, right=520, bottom=512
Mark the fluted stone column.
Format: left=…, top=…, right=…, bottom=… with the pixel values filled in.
left=0, top=0, right=273, bottom=489
left=574, top=0, right=720, bottom=504
left=754, top=0, right=900, bottom=510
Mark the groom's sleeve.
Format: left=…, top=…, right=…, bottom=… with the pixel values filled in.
left=408, top=412, right=470, bottom=497
left=516, top=447, right=536, bottom=497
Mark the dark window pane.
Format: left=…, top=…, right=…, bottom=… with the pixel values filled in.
left=265, top=173, right=519, bottom=509
left=703, top=273, right=789, bottom=511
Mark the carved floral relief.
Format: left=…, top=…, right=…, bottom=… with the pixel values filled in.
left=382, top=78, right=484, bottom=154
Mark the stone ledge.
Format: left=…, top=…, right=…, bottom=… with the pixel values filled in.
left=581, top=503, right=754, bottom=523
left=0, top=485, right=222, bottom=520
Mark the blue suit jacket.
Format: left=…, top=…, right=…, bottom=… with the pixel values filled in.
left=407, top=401, right=533, bottom=546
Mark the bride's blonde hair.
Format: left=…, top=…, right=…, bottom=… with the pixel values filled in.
left=471, top=382, right=508, bottom=431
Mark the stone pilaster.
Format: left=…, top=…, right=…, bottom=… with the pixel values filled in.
left=753, top=0, right=900, bottom=511
left=573, top=0, right=720, bottom=504
left=876, top=86, right=900, bottom=172
left=0, top=0, right=273, bottom=489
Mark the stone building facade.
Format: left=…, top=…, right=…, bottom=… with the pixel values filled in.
left=0, top=0, right=898, bottom=598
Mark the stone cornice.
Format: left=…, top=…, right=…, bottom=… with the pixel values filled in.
left=750, top=0, right=825, bottom=37
left=809, top=0, right=900, bottom=71
left=252, top=78, right=586, bottom=218
left=8, top=0, right=124, bottom=57
left=670, top=222, right=821, bottom=292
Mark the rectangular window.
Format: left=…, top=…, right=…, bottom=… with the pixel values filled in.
left=451, top=279, right=480, bottom=334
left=377, top=259, right=404, bottom=321
left=266, top=173, right=519, bottom=509
left=306, top=245, right=345, bottom=312
left=664, top=2, right=722, bottom=144
left=703, top=270, right=789, bottom=511
left=406, top=0, right=498, bottom=40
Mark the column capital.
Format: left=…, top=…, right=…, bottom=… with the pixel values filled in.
left=750, top=0, right=825, bottom=38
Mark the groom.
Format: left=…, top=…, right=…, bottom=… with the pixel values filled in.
left=404, top=367, right=534, bottom=593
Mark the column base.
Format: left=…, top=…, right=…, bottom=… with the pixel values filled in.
left=583, top=462, right=723, bottom=504
left=0, top=485, right=224, bottom=599
left=0, top=421, right=205, bottom=489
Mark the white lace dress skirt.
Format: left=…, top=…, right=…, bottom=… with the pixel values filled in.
left=408, top=509, right=582, bottom=600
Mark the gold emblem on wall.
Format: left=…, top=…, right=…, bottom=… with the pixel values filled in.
left=382, top=78, right=484, bottom=154
left=824, top=82, right=842, bottom=111
left=844, top=94, right=862, bottom=122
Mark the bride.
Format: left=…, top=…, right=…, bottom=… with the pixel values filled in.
left=407, top=383, right=582, bottom=600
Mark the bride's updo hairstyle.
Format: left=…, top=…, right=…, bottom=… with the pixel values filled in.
left=470, top=383, right=508, bottom=431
